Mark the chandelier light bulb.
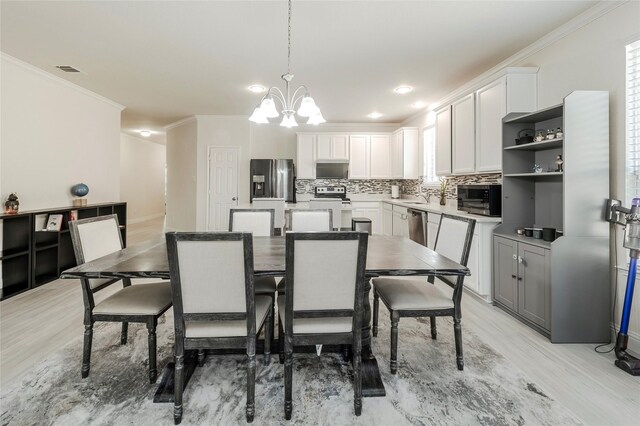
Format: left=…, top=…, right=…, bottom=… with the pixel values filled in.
left=280, top=113, right=298, bottom=128
left=259, top=96, right=279, bottom=118
left=297, top=95, right=319, bottom=117
left=249, top=107, right=268, bottom=124
left=307, top=112, right=326, bottom=125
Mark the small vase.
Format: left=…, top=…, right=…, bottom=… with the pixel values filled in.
left=439, top=195, right=446, bottom=206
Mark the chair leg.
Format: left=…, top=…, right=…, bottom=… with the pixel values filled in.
left=264, top=300, right=273, bottom=366
left=278, top=318, right=285, bottom=364
left=390, top=311, right=399, bottom=375
left=284, top=334, right=293, bottom=420
left=81, top=323, right=93, bottom=378
left=342, top=344, right=350, bottom=362
left=246, top=352, right=256, bottom=423
left=147, top=319, right=158, bottom=384
left=197, top=350, right=206, bottom=367
left=372, top=290, right=379, bottom=337
left=121, top=322, right=128, bottom=345
left=352, top=335, right=362, bottom=416
left=454, top=317, right=464, bottom=371
left=174, top=353, right=184, bottom=425
left=430, top=316, right=437, bottom=340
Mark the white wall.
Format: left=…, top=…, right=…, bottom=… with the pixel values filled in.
left=166, top=118, right=197, bottom=231
left=119, top=133, right=166, bottom=224
left=0, top=54, right=123, bottom=210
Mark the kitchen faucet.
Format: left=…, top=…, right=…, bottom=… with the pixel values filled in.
left=418, top=191, right=431, bottom=203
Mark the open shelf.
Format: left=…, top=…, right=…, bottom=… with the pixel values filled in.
left=503, top=104, right=563, bottom=124
left=0, top=248, right=29, bottom=261
left=503, top=172, right=563, bottom=178
left=35, top=243, right=59, bottom=252
left=504, top=138, right=563, bottom=151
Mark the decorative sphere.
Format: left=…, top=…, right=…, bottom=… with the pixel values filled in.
left=71, top=183, right=89, bottom=197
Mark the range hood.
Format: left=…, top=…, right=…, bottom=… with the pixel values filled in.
left=315, top=160, right=349, bottom=179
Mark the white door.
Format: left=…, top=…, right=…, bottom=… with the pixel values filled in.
left=476, top=77, right=506, bottom=172
left=452, top=93, right=476, bottom=174
left=435, top=107, right=452, bottom=175
left=208, top=147, right=239, bottom=231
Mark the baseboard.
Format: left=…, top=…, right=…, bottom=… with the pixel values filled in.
left=463, top=286, right=492, bottom=304
left=127, top=213, right=165, bottom=225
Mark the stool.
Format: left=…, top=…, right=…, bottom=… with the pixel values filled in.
left=351, top=217, right=372, bottom=235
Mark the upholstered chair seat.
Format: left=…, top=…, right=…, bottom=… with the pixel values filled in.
left=372, top=278, right=454, bottom=311
left=93, top=282, right=172, bottom=316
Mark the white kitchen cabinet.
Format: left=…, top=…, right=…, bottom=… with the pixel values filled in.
left=351, top=202, right=382, bottom=235
left=452, top=93, right=476, bottom=174
left=475, top=77, right=506, bottom=172
left=435, top=107, right=452, bottom=176
left=369, top=135, right=391, bottom=178
left=427, top=212, right=441, bottom=249
left=396, top=127, right=420, bottom=179
left=382, top=203, right=393, bottom=236
left=296, top=134, right=316, bottom=179
left=349, top=135, right=369, bottom=179
left=391, top=205, right=409, bottom=237
left=316, top=134, right=349, bottom=160
left=389, top=131, right=404, bottom=179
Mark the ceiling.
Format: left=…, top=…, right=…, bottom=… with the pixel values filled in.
left=1, top=1, right=598, bottom=144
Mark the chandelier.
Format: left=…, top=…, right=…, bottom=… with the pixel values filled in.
left=248, top=0, right=325, bottom=127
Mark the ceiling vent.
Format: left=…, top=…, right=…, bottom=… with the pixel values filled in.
left=55, top=65, right=82, bottom=73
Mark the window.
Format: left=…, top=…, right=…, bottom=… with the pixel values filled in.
left=626, top=39, right=640, bottom=204
left=422, top=126, right=438, bottom=184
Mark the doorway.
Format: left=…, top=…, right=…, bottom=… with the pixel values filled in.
left=207, top=146, right=240, bottom=231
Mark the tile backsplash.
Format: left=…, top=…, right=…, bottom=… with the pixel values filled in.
left=297, top=173, right=502, bottom=200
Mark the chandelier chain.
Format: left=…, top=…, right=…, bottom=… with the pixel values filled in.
left=287, top=0, right=292, bottom=74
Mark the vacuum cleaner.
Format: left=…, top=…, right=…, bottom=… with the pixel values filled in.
left=606, top=198, right=640, bottom=376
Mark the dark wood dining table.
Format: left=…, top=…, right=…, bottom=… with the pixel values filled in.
left=61, top=235, right=469, bottom=402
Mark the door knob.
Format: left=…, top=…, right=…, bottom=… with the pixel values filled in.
left=512, top=254, right=517, bottom=260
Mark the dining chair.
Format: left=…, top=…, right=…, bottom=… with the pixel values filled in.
left=229, top=208, right=277, bottom=359
left=287, top=209, right=333, bottom=232
left=166, top=232, right=273, bottom=424
left=278, top=231, right=368, bottom=419
left=252, top=198, right=285, bottom=235
left=371, top=214, right=476, bottom=373
left=309, top=199, right=343, bottom=230
left=69, top=215, right=172, bottom=384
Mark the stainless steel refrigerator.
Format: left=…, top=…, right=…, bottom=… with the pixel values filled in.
left=250, top=159, right=296, bottom=203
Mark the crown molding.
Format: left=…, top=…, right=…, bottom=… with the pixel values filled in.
left=164, top=116, right=196, bottom=130
left=402, top=0, right=626, bottom=123
left=1, top=52, right=125, bottom=111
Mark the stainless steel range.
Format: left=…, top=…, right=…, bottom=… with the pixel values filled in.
left=314, top=185, right=351, bottom=204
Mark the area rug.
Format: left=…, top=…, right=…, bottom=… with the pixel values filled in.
left=0, top=305, right=581, bottom=426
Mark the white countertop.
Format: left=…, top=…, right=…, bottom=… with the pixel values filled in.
left=381, top=199, right=502, bottom=223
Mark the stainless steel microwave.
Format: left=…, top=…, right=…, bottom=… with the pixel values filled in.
left=457, top=184, right=502, bottom=217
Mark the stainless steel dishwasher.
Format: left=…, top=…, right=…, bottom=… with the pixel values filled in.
left=407, top=208, right=427, bottom=246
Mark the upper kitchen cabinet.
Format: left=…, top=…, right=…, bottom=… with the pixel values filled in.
left=316, top=134, right=349, bottom=160
left=435, top=106, right=452, bottom=175
left=435, top=67, right=538, bottom=175
left=348, top=135, right=369, bottom=179
left=452, top=93, right=476, bottom=174
left=296, top=134, right=316, bottom=179
left=392, top=127, right=420, bottom=179
left=476, top=70, right=537, bottom=172
left=369, top=135, right=392, bottom=178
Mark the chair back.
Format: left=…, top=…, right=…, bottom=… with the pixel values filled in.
left=309, top=199, right=342, bottom=229
left=229, top=209, right=274, bottom=236
left=288, top=209, right=333, bottom=232
left=69, top=215, right=123, bottom=292
left=166, top=232, right=256, bottom=339
left=283, top=232, right=368, bottom=334
left=252, top=198, right=285, bottom=230
left=433, top=214, right=476, bottom=289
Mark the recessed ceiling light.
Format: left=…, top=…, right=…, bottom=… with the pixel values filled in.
left=248, top=84, right=267, bottom=93
left=394, top=85, right=413, bottom=94
left=368, top=112, right=383, bottom=119
left=139, top=130, right=152, bottom=137
left=411, top=101, right=426, bottom=109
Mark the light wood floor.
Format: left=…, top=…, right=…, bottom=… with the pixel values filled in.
left=1, top=218, right=638, bottom=425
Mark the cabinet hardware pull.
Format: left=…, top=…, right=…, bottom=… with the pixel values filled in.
left=518, top=256, right=523, bottom=264
left=511, top=274, right=517, bottom=279
left=517, top=277, right=523, bottom=281
left=512, top=254, right=517, bottom=260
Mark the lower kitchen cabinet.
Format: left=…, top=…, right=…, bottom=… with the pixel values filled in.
left=351, top=202, right=382, bottom=235
left=382, top=203, right=393, bottom=236
left=391, top=205, right=409, bottom=237
left=426, top=213, right=440, bottom=249
left=493, top=235, right=550, bottom=332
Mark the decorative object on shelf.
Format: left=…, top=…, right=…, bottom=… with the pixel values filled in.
left=4, top=193, right=19, bottom=214
left=534, top=131, right=545, bottom=142
left=45, top=214, right=63, bottom=231
left=533, top=164, right=543, bottom=173
left=248, top=0, right=324, bottom=127
left=71, top=183, right=89, bottom=207
left=542, top=227, right=556, bottom=242
left=515, top=129, right=534, bottom=145
left=546, top=129, right=555, bottom=140
left=524, top=228, right=533, bottom=237
left=532, top=228, right=543, bottom=239
left=555, top=154, right=564, bottom=172
left=439, top=178, right=448, bottom=206
left=555, top=127, right=563, bottom=139
left=517, top=228, right=525, bottom=235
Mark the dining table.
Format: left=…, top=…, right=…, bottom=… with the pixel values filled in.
left=61, top=235, right=469, bottom=403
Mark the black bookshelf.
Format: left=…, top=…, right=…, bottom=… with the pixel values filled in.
left=0, top=202, right=127, bottom=300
